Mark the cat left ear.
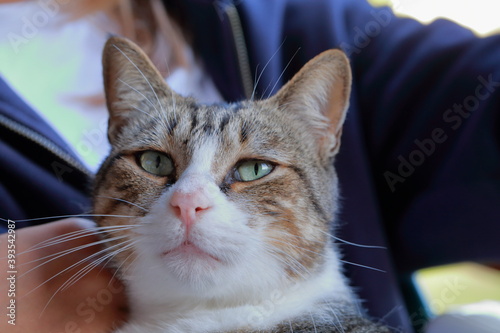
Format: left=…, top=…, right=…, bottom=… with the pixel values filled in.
left=102, top=36, right=180, bottom=144
left=273, top=50, right=352, bottom=156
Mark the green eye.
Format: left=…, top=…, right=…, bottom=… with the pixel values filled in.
left=236, top=160, right=273, bottom=182
left=139, top=151, right=174, bottom=176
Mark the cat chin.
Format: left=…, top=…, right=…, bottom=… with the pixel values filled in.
left=117, top=247, right=352, bottom=333
left=158, top=243, right=228, bottom=289
left=123, top=231, right=289, bottom=311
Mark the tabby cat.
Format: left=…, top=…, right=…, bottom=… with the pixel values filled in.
left=93, top=36, right=390, bottom=333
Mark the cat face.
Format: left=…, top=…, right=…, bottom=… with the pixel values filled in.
left=93, top=37, right=351, bottom=303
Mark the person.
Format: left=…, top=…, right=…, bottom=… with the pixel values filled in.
left=1, top=0, right=499, bottom=332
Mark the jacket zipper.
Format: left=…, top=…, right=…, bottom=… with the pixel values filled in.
left=224, top=2, right=254, bottom=99
left=0, top=113, right=93, bottom=178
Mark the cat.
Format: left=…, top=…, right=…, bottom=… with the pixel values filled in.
left=92, top=36, right=391, bottom=333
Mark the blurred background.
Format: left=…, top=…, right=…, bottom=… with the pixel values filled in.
left=0, top=0, right=500, bottom=331
left=368, top=1, right=500, bottom=331
left=370, top=0, right=500, bottom=36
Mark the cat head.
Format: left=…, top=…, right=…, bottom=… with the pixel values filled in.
left=93, top=37, right=351, bottom=304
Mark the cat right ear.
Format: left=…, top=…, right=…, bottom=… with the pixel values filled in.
left=102, top=36, right=179, bottom=144
left=272, top=49, right=352, bottom=157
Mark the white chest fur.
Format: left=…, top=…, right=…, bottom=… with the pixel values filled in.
left=118, top=248, right=352, bottom=333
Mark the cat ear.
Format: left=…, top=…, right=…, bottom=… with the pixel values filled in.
left=102, top=36, right=179, bottom=143
left=273, top=50, right=351, bottom=156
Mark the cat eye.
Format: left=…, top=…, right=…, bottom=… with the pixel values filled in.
left=139, top=151, right=174, bottom=177
left=235, top=160, right=273, bottom=182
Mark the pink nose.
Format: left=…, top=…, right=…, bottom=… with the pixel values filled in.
left=170, top=189, right=212, bottom=232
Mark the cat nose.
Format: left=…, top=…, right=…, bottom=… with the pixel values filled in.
left=170, top=189, right=212, bottom=229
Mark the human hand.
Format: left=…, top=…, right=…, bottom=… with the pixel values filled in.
left=0, top=218, right=128, bottom=333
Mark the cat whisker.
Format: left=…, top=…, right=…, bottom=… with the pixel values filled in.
left=253, top=214, right=386, bottom=274
left=264, top=228, right=334, bottom=251
left=313, top=227, right=387, bottom=250
left=249, top=235, right=304, bottom=276
left=268, top=251, right=308, bottom=281
left=96, top=195, right=149, bottom=212
left=112, top=44, right=166, bottom=115
left=263, top=237, right=321, bottom=276
left=118, top=79, right=159, bottom=119
left=60, top=249, right=115, bottom=292
left=328, top=307, right=347, bottom=333
left=155, top=55, right=180, bottom=139
left=22, top=228, right=97, bottom=253
left=19, top=235, right=130, bottom=275
left=261, top=243, right=311, bottom=280
left=40, top=240, right=136, bottom=317
left=159, top=57, right=177, bottom=114
left=252, top=63, right=260, bottom=100
left=131, top=104, right=156, bottom=119
left=60, top=240, right=136, bottom=292
left=4, top=213, right=139, bottom=224
left=263, top=235, right=321, bottom=257
left=263, top=47, right=301, bottom=99
left=21, top=225, right=138, bottom=255
left=263, top=234, right=386, bottom=273
left=309, top=312, right=319, bottom=333
left=262, top=217, right=386, bottom=249
left=117, top=78, right=160, bottom=115
left=338, top=260, right=385, bottom=273
left=24, top=237, right=132, bottom=308
left=107, top=244, right=138, bottom=284
left=260, top=81, right=274, bottom=103
left=170, top=88, right=177, bottom=115
left=251, top=38, right=287, bottom=101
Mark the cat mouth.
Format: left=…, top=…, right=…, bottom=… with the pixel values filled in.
left=162, top=241, right=221, bottom=263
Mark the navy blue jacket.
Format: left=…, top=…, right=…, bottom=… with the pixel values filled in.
left=1, top=0, right=499, bottom=331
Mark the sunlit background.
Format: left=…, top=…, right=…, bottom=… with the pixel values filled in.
left=370, top=0, right=500, bottom=36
